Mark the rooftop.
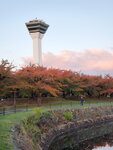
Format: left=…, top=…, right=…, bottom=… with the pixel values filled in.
left=26, top=19, right=49, bottom=26
left=25, top=19, right=49, bottom=34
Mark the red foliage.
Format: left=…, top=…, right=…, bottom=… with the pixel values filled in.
left=1, top=60, right=113, bottom=99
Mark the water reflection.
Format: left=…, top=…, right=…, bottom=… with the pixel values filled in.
left=62, top=133, right=113, bottom=150
left=93, top=145, right=113, bottom=150
left=80, top=133, right=113, bottom=150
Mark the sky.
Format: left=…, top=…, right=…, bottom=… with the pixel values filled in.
left=0, top=0, right=113, bottom=76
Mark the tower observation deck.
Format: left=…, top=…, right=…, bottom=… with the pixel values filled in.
left=26, top=19, right=49, bottom=65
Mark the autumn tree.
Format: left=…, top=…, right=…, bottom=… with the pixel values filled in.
left=99, top=75, right=113, bottom=97
left=14, top=65, right=61, bottom=104
left=1, top=59, right=113, bottom=103
left=0, top=59, right=15, bottom=99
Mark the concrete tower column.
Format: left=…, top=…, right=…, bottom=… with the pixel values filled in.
left=30, top=32, right=44, bottom=65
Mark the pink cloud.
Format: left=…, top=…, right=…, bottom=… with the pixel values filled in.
left=21, top=56, right=33, bottom=66
left=22, top=49, right=113, bottom=75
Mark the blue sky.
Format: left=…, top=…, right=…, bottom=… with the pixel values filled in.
left=0, top=0, right=113, bottom=75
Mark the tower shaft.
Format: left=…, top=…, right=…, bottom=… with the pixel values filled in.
left=30, top=32, right=43, bottom=65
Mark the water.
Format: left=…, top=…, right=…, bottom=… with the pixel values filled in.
left=62, top=133, right=113, bottom=150
left=93, top=146, right=113, bottom=150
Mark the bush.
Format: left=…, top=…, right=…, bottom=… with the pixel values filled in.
left=21, top=115, right=42, bottom=143
left=34, top=108, right=42, bottom=120
left=63, top=112, right=73, bottom=121
left=41, top=111, right=53, bottom=119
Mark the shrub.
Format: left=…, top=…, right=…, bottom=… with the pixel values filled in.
left=23, top=114, right=38, bottom=125
left=63, top=112, right=73, bottom=121
left=41, top=111, right=53, bottom=119
left=34, top=108, right=42, bottom=120
left=21, top=116, right=41, bottom=143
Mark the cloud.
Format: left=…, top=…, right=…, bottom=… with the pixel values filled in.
left=21, top=56, right=33, bottom=65
left=22, top=49, right=113, bottom=76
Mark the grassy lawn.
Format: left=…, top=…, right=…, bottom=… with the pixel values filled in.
left=40, top=98, right=113, bottom=110
left=0, top=111, right=33, bottom=150
left=39, top=97, right=113, bottom=108
left=42, top=101, right=113, bottom=112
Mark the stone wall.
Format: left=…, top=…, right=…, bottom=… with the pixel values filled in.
left=38, top=116, right=113, bottom=150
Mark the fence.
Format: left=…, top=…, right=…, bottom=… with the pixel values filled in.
left=0, top=104, right=37, bottom=116
left=0, top=101, right=78, bottom=116
left=0, top=101, right=113, bottom=116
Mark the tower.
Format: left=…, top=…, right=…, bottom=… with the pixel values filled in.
left=25, top=19, right=49, bottom=65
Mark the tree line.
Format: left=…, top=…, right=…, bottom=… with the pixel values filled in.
left=0, top=59, right=113, bottom=101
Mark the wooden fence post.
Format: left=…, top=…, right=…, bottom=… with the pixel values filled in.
left=26, top=104, right=28, bottom=111
left=14, top=105, right=16, bottom=113
left=50, top=103, right=51, bottom=109
left=71, top=101, right=72, bottom=107
left=61, top=102, right=62, bottom=107
left=3, top=107, right=5, bottom=115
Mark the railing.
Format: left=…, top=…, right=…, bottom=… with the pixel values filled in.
left=0, top=101, right=113, bottom=116
left=0, top=101, right=73, bottom=115
left=0, top=101, right=79, bottom=116
left=0, top=104, right=37, bottom=116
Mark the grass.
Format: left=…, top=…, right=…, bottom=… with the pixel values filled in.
left=39, top=98, right=113, bottom=108
left=0, top=111, right=33, bottom=150
left=1, top=97, right=113, bottom=107
left=41, top=100, right=113, bottom=112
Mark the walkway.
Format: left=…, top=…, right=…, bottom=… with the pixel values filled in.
left=0, top=102, right=113, bottom=116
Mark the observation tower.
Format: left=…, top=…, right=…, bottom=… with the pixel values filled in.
left=25, top=19, right=49, bottom=65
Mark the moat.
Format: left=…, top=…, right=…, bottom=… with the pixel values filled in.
left=48, top=117, right=113, bottom=150
left=62, top=132, right=113, bottom=150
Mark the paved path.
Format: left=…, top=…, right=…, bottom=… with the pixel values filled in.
left=0, top=102, right=113, bottom=116
left=0, top=108, right=33, bottom=116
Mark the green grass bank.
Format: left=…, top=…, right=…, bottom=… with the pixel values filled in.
left=0, top=111, right=33, bottom=150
